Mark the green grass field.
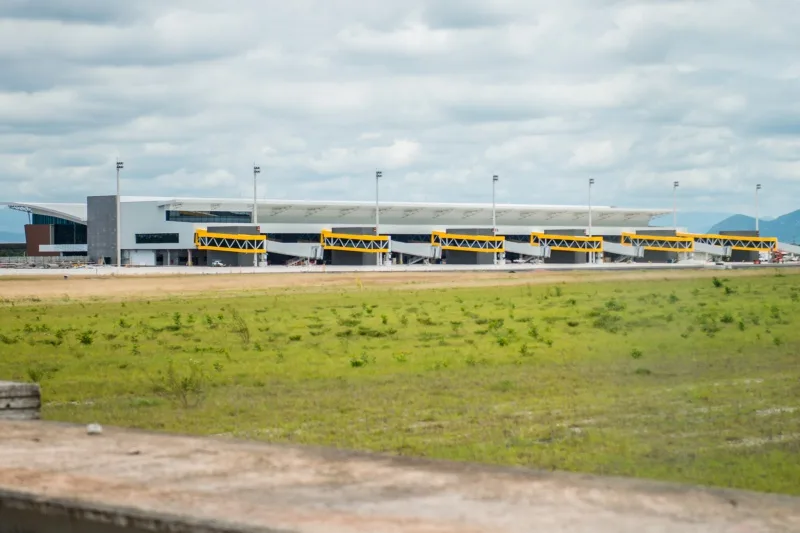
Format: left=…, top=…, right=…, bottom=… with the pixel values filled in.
left=1, top=271, right=799, bottom=495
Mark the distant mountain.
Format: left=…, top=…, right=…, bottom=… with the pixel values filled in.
left=0, top=231, right=24, bottom=243
left=709, top=209, right=800, bottom=243
left=651, top=212, right=734, bottom=234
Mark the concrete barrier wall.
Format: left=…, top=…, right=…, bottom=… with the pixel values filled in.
left=0, top=491, right=249, bottom=533
left=0, top=382, right=40, bottom=421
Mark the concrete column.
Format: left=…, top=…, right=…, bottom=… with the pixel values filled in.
left=166, top=250, right=171, bottom=266
left=187, top=249, right=192, bottom=266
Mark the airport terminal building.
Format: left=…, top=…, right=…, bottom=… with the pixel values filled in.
left=2, top=196, right=674, bottom=265
left=4, top=196, right=777, bottom=266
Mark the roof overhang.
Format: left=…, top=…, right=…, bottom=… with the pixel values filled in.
left=155, top=198, right=670, bottom=227
left=1, top=202, right=87, bottom=224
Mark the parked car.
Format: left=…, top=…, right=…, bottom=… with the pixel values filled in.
left=211, top=260, right=225, bottom=267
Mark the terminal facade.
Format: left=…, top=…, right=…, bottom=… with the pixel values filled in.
left=1, top=197, right=780, bottom=266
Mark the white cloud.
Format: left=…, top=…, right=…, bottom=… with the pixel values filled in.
left=0, top=0, right=799, bottom=216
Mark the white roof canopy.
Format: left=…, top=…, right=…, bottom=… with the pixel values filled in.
left=158, top=198, right=668, bottom=227
left=2, top=202, right=87, bottom=224
left=2, top=198, right=670, bottom=228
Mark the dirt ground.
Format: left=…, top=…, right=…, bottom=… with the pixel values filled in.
left=1, top=420, right=798, bottom=533
left=1, top=268, right=795, bottom=302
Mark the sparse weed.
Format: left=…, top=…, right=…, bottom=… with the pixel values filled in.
left=150, top=358, right=209, bottom=408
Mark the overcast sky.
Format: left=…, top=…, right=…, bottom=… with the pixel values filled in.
left=1, top=0, right=798, bottom=216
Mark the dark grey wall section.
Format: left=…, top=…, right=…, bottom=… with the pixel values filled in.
left=1, top=507, right=157, bottom=533
left=87, top=195, right=117, bottom=264
left=206, top=225, right=260, bottom=267
left=443, top=228, right=495, bottom=265
left=330, top=227, right=379, bottom=266
left=634, top=229, right=678, bottom=263
left=722, top=230, right=760, bottom=262
left=543, top=229, right=588, bottom=264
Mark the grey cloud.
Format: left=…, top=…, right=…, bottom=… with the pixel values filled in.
left=0, top=0, right=153, bottom=24
left=1, top=0, right=799, bottom=217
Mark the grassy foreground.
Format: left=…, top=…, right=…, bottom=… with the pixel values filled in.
left=1, top=271, right=799, bottom=495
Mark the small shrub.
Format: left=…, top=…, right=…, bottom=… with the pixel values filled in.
left=0, top=333, right=18, bottom=345
left=430, top=359, right=450, bottom=370
left=150, top=358, right=209, bottom=408
left=496, top=336, right=509, bottom=347
left=288, top=334, right=302, bottom=342
left=720, top=313, right=735, bottom=324
left=170, top=312, right=182, bottom=330
left=668, top=293, right=679, bottom=304
left=26, top=366, right=45, bottom=383
left=605, top=299, right=626, bottom=312
left=567, top=320, right=579, bottom=328
left=737, top=320, right=746, bottom=331
left=724, top=286, right=735, bottom=295
left=773, top=336, right=783, bottom=346
left=358, top=326, right=387, bottom=338
left=350, top=353, right=372, bottom=367
left=491, top=379, right=515, bottom=392
left=712, top=277, right=724, bottom=288
left=77, top=330, right=95, bottom=345
left=400, top=315, right=409, bottom=326
left=381, top=314, right=388, bottom=325
left=630, top=348, right=643, bottom=359
left=519, top=344, right=533, bottom=357
left=230, top=310, right=250, bottom=344
left=393, top=353, right=408, bottom=363
left=417, top=316, right=437, bottom=326
left=592, top=312, right=622, bottom=333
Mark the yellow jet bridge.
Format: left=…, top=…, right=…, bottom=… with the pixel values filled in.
left=320, top=230, right=389, bottom=253
left=194, top=229, right=266, bottom=253
left=431, top=231, right=504, bottom=253
left=530, top=232, right=603, bottom=252
left=679, top=233, right=777, bottom=252
left=620, top=232, right=694, bottom=252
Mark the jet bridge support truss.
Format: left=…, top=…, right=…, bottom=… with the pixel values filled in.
left=431, top=231, right=504, bottom=253
left=530, top=232, right=603, bottom=253
left=320, top=230, right=389, bottom=253
left=620, top=233, right=694, bottom=252
left=680, top=233, right=777, bottom=252
left=194, top=229, right=266, bottom=253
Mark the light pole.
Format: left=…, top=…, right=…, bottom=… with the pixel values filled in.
left=253, top=164, right=260, bottom=267
left=588, top=178, right=595, bottom=264
left=673, top=181, right=679, bottom=229
left=755, top=183, right=761, bottom=233
left=492, top=174, right=499, bottom=265
left=116, top=160, right=123, bottom=268
left=375, top=170, right=382, bottom=266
